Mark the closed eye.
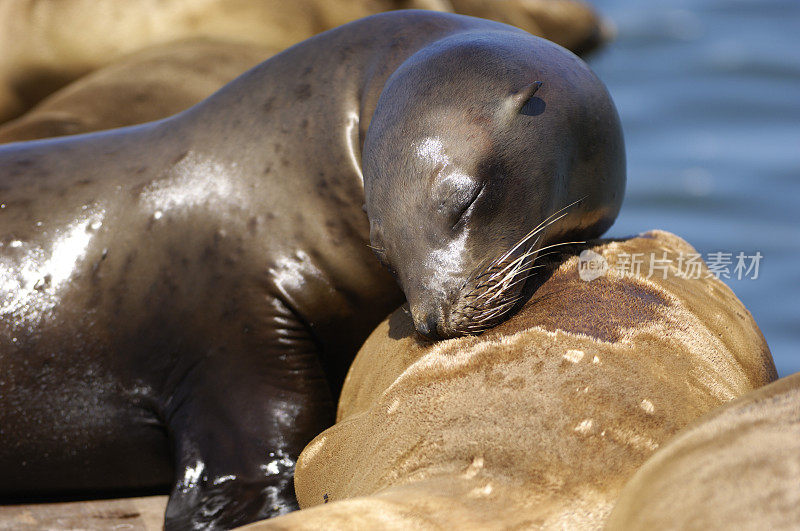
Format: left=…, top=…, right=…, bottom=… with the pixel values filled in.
left=452, top=182, right=485, bottom=228
left=368, top=244, right=388, bottom=264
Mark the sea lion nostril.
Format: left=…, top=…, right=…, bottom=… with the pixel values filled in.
left=414, top=312, right=443, bottom=340
left=426, top=314, right=440, bottom=337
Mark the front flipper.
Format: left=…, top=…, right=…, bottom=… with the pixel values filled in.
left=162, top=324, right=334, bottom=529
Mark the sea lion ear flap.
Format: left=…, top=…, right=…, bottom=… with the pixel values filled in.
left=508, top=81, right=545, bottom=117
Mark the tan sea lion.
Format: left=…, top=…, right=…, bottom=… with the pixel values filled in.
left=607, top=371, right=800, bottom=530
left=0, top=11, right=624, bottom=529
left=0, top=0, right=611, bottom=123
left=0, top=39, right=275, bottom=143
left=449, top=0, right=614, bottom=56
left=243, top=230, right=776, bottom=529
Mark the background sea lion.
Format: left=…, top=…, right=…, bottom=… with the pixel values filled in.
left=245, top=231, right=776, bottom=529
left=0, top=0, right=612, bottom=123
left=0, top=39, right=275, bottom=144
left=607, top=371, right=800, bottom=530
left=0, top=11, right=623, bottom=529
left=448, top=0, right=613, bottom=56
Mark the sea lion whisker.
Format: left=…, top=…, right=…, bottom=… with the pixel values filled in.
left=525, top=249, right=564, bottom=263
left=532, top=240, right=585, bottom=254
left=529, top=196, right=587, bottom=235
left=463, top=245, right=545, bottom=320
left=475, top=261, right=530, bottom=305
left=494, top=196, right=584, bottom=264
left=485, top=242, right=579, bottom=297
left=478, top=206, right=571, bottom=284
left=486, top=296, right=521, bottom=313
left=493, top=256, right=531, bottom=290
left=470, top=253, right=505, bottom=282
left=479, top=279, right=520, bottom=307
left=468, top=313, right=501, bottom=325
left=468, top=255, right=534, bottom=308
left=471, top=274, right=519, bottom=304
left=472, top=270, right=515, bottom=293
left=473, top=249, right=526, bottom=283
left=493, top=224, right=550, bottom=267
left=472, top=269, right=499, bottom=284
left=456, top=203, right=584, bottom=324
left=474, top=226, right=542, bottom=286
left=463, top=321, right=492, bottom=330
left=501, top=268, right=541, bottom=292
left=466, top=227, right=569, bottom=314
left=502, top=264, right=547, bottom=287
left=480, top=238, right=540, bottom=285
left=485, top=241, right=581, bottom=293
left=484, top=213, right=559, bottom=272
left=495, top=244, right=540, bottom=285
left=494, top=195, right=586, bottom=264
left=471, top=298, right=521, bottom=323
left=462, top=208, right=574, bottom=306
left=473, top=239, right=586, bottom=311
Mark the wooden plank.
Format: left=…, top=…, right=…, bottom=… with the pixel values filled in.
left=0, top=495, right=167, bottom=530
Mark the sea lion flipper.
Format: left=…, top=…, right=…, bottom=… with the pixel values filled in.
left=160, top=333, right=335, bottom=529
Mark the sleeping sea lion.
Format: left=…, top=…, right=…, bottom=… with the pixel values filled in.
left=0, top=11, right=623, bottom=528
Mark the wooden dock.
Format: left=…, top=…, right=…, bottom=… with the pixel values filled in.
left=0, top=496, right=167, bottom=530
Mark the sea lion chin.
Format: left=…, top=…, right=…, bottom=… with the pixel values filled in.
left=364, top=32, right=625, bottom=339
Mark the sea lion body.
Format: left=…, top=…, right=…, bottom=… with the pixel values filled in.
left=1, top=11, right=622, bottom=528
left=0, top=39, right=275, bottom=143
left=607, top=371, right=800, bottom=530
left=0, top=0, right=610, bottom=123
left=243, top=231, right=777, bottom=530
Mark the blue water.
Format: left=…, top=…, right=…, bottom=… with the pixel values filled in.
left=586, top=0, right=800, bottom=376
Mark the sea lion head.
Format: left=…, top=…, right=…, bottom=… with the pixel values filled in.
left=364, top=32, right=625, bottom=339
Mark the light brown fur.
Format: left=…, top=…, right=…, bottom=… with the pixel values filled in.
left=0, top=39, right=275, bottom=143
left=243, top=230, right=776, bottom=529
left=607, top=371, right=800, bottom=530
left=0, top=0, right=610, bottom=123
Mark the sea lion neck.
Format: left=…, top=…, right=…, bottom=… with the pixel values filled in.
left=180, top=11, right=511, bottom=191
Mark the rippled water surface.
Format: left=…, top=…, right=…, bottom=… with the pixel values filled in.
left=586, top=0, right=800, bottom=376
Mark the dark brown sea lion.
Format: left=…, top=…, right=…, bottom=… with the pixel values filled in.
left=0, top=11, right=622, bottom=529
left=607, top=371, right=800, bottom=530
left=0, top=0, right=611, bottom=123
left=241, top=231, right=777, bottom=529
